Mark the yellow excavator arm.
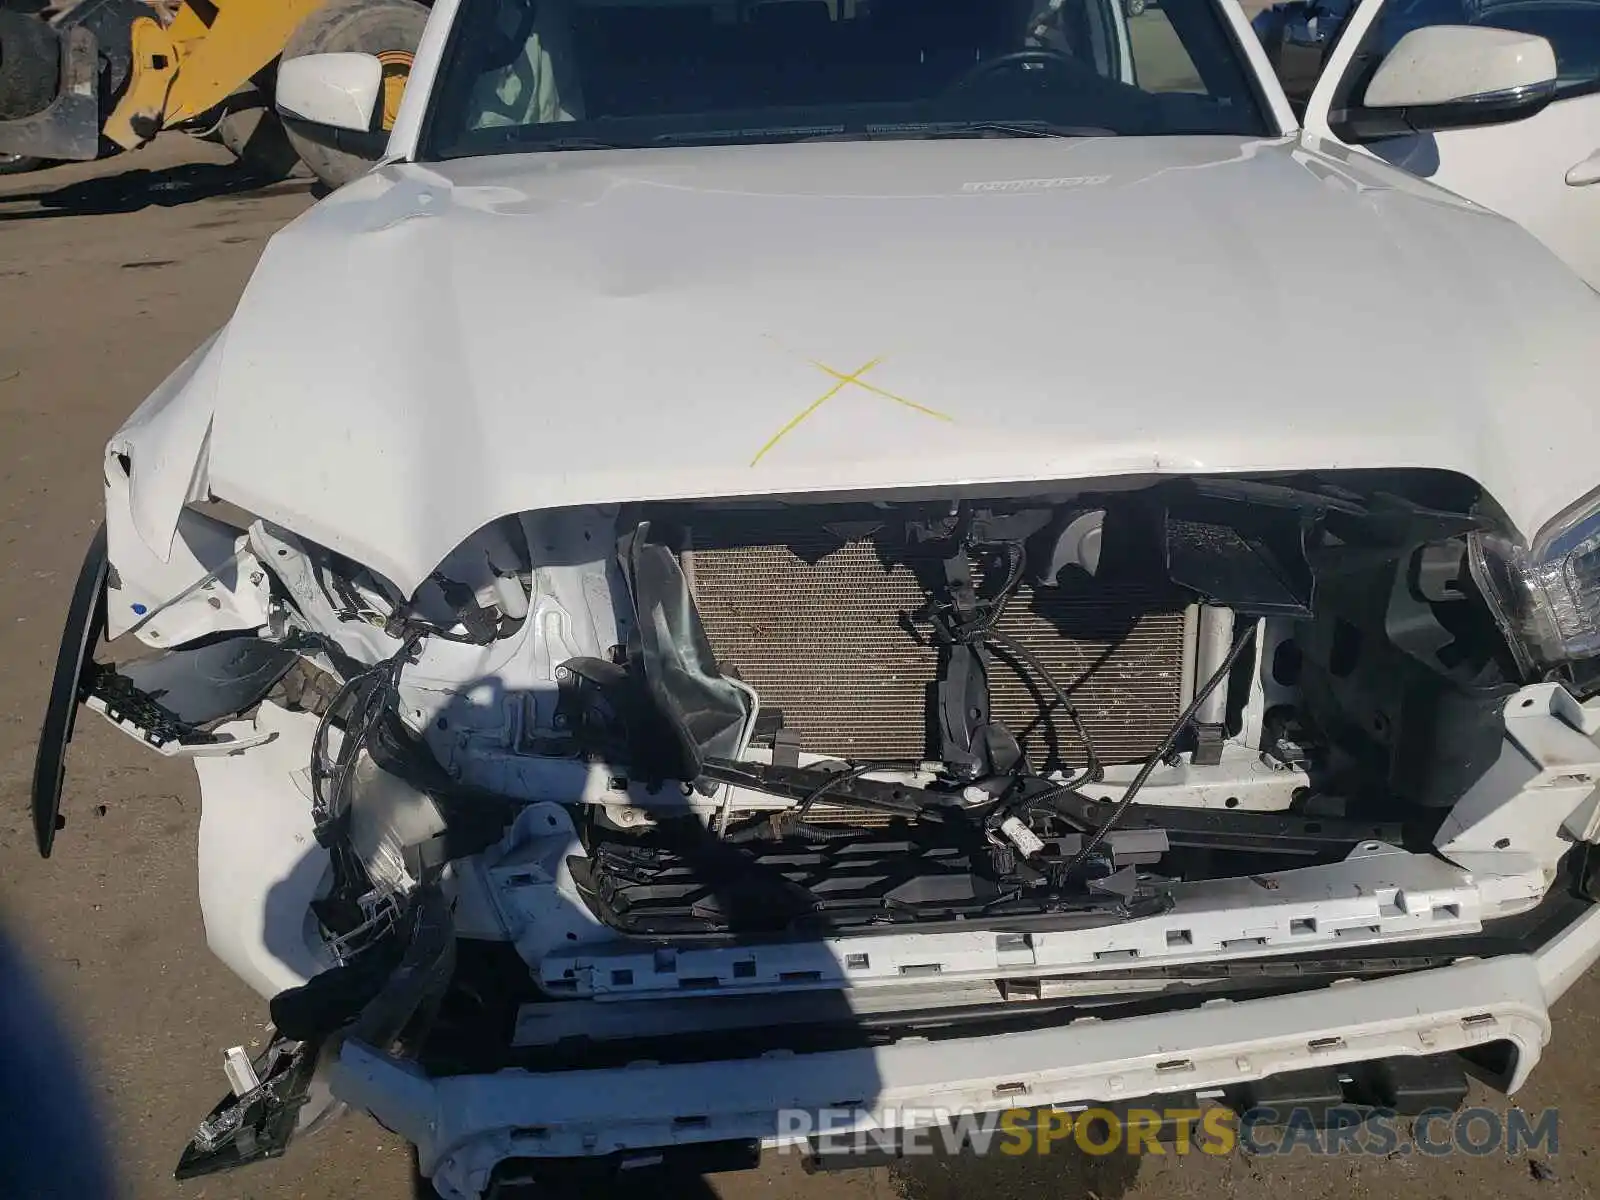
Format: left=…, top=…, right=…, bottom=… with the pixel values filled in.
left=103, top=0, right=330, bottom=149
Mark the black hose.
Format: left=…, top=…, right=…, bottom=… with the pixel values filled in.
left=984, top=626, right=1103, bottom=786
left=1020, top=782, right=1098, bottom=823
left=958, top=541, right=1104, bottom=785
left=1055, top=620, right=1258, bottom=877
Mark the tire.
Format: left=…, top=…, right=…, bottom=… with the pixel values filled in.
left=0, top=9, right=60, bottom=120
left=280, top=0, right=429, bottom=190
left=216, top=98, right=302, bottom=180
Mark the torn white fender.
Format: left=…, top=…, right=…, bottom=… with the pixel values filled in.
left=101, top=328, right=274, bottom=645
left=105, top=327, right=224, bottom=562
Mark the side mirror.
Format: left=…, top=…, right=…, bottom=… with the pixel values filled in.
left=1331, top=25, right=1557, bottom=143
left=275, top=52, right=389, bottom=157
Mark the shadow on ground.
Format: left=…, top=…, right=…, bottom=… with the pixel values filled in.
left=0, top=160, right=316, bottom=220
left=451, top=1144, right=1142, bottom=1200
left=889, top=1140, right=1142, bottom=1200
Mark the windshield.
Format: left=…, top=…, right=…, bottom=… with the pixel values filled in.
left=421, top=0, right=1272, bottom=159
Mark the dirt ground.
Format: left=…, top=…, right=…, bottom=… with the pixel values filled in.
left=2, top=135, right=1598, bottom=1200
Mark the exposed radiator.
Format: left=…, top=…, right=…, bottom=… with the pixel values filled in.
left=687, top=520, right=1191, bottom=773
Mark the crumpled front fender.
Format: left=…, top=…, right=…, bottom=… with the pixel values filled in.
left=108, top=327, right=223, bottom=561
left=101, top=326, right=271, bottom=644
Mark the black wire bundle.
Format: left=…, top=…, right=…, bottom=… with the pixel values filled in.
left=726, top=538, right=1113, bottom=845
left=309, top=631, right=426, bottom=848
left=945, top=540, right=1104, bottom=787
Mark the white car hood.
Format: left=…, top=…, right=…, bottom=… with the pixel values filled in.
left=141, top=135, right=1600, bottom=594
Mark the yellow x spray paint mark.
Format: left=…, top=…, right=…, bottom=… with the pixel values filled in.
left=750, top=358, right=954, bottom=466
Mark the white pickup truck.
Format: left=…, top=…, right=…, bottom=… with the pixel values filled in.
left=32, top=0, right=1600, bottom=1195
left=1252, top=0, right=1599, bottom=287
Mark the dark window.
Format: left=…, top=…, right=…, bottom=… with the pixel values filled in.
left=421, top=0, right=1271, bottom=160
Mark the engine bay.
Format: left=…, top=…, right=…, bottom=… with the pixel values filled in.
left=525, top=476, right=1512, bottom=939
left=41, top=467, right=1600, bottom=1184
left=73, top=470, right=1546, bottom=944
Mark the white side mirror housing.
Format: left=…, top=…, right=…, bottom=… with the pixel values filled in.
left=1331, top=25, right=1557, bottom=142
left=1363, top=25, right=1556, bottom=109
left=276, top=52, right=384, bottom=133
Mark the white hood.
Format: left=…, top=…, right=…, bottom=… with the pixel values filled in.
left=135, top=135, right=1600, bottom=593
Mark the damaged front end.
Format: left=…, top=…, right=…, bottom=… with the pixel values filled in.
left=34, top=460, right=1600, bottom=1197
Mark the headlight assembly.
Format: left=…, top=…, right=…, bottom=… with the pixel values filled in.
left=1470, top=486, right=1600, bottom=676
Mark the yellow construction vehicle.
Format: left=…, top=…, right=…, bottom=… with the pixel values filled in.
left=0, top=0, right=429, bottom=187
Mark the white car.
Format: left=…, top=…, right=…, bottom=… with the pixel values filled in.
left=31, top=0, right=1600, bottom=1195
left=1256, top=0, right=1600, bottom=288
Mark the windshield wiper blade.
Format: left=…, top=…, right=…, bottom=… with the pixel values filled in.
left=519, top=135, right=636, bottom=150
left=652, top=124, right=849, bottom=146
left=617, top=119, right=1112, bottom=150
left=640, top=121, right=1112, bottom=148
left=883, top=120, right=1116, bottom=139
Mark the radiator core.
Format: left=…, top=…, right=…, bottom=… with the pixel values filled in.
left=687, top=519, right=1190, bottom=773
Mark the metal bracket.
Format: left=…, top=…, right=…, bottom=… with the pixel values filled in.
left=1191, top=722, right=1226, bottom=767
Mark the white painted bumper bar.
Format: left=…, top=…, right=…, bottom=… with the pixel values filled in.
left=332, top=906, right=1600, bottom=1199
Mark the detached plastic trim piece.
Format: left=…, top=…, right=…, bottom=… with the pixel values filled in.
left=31, top=524, right=107, bottom=858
